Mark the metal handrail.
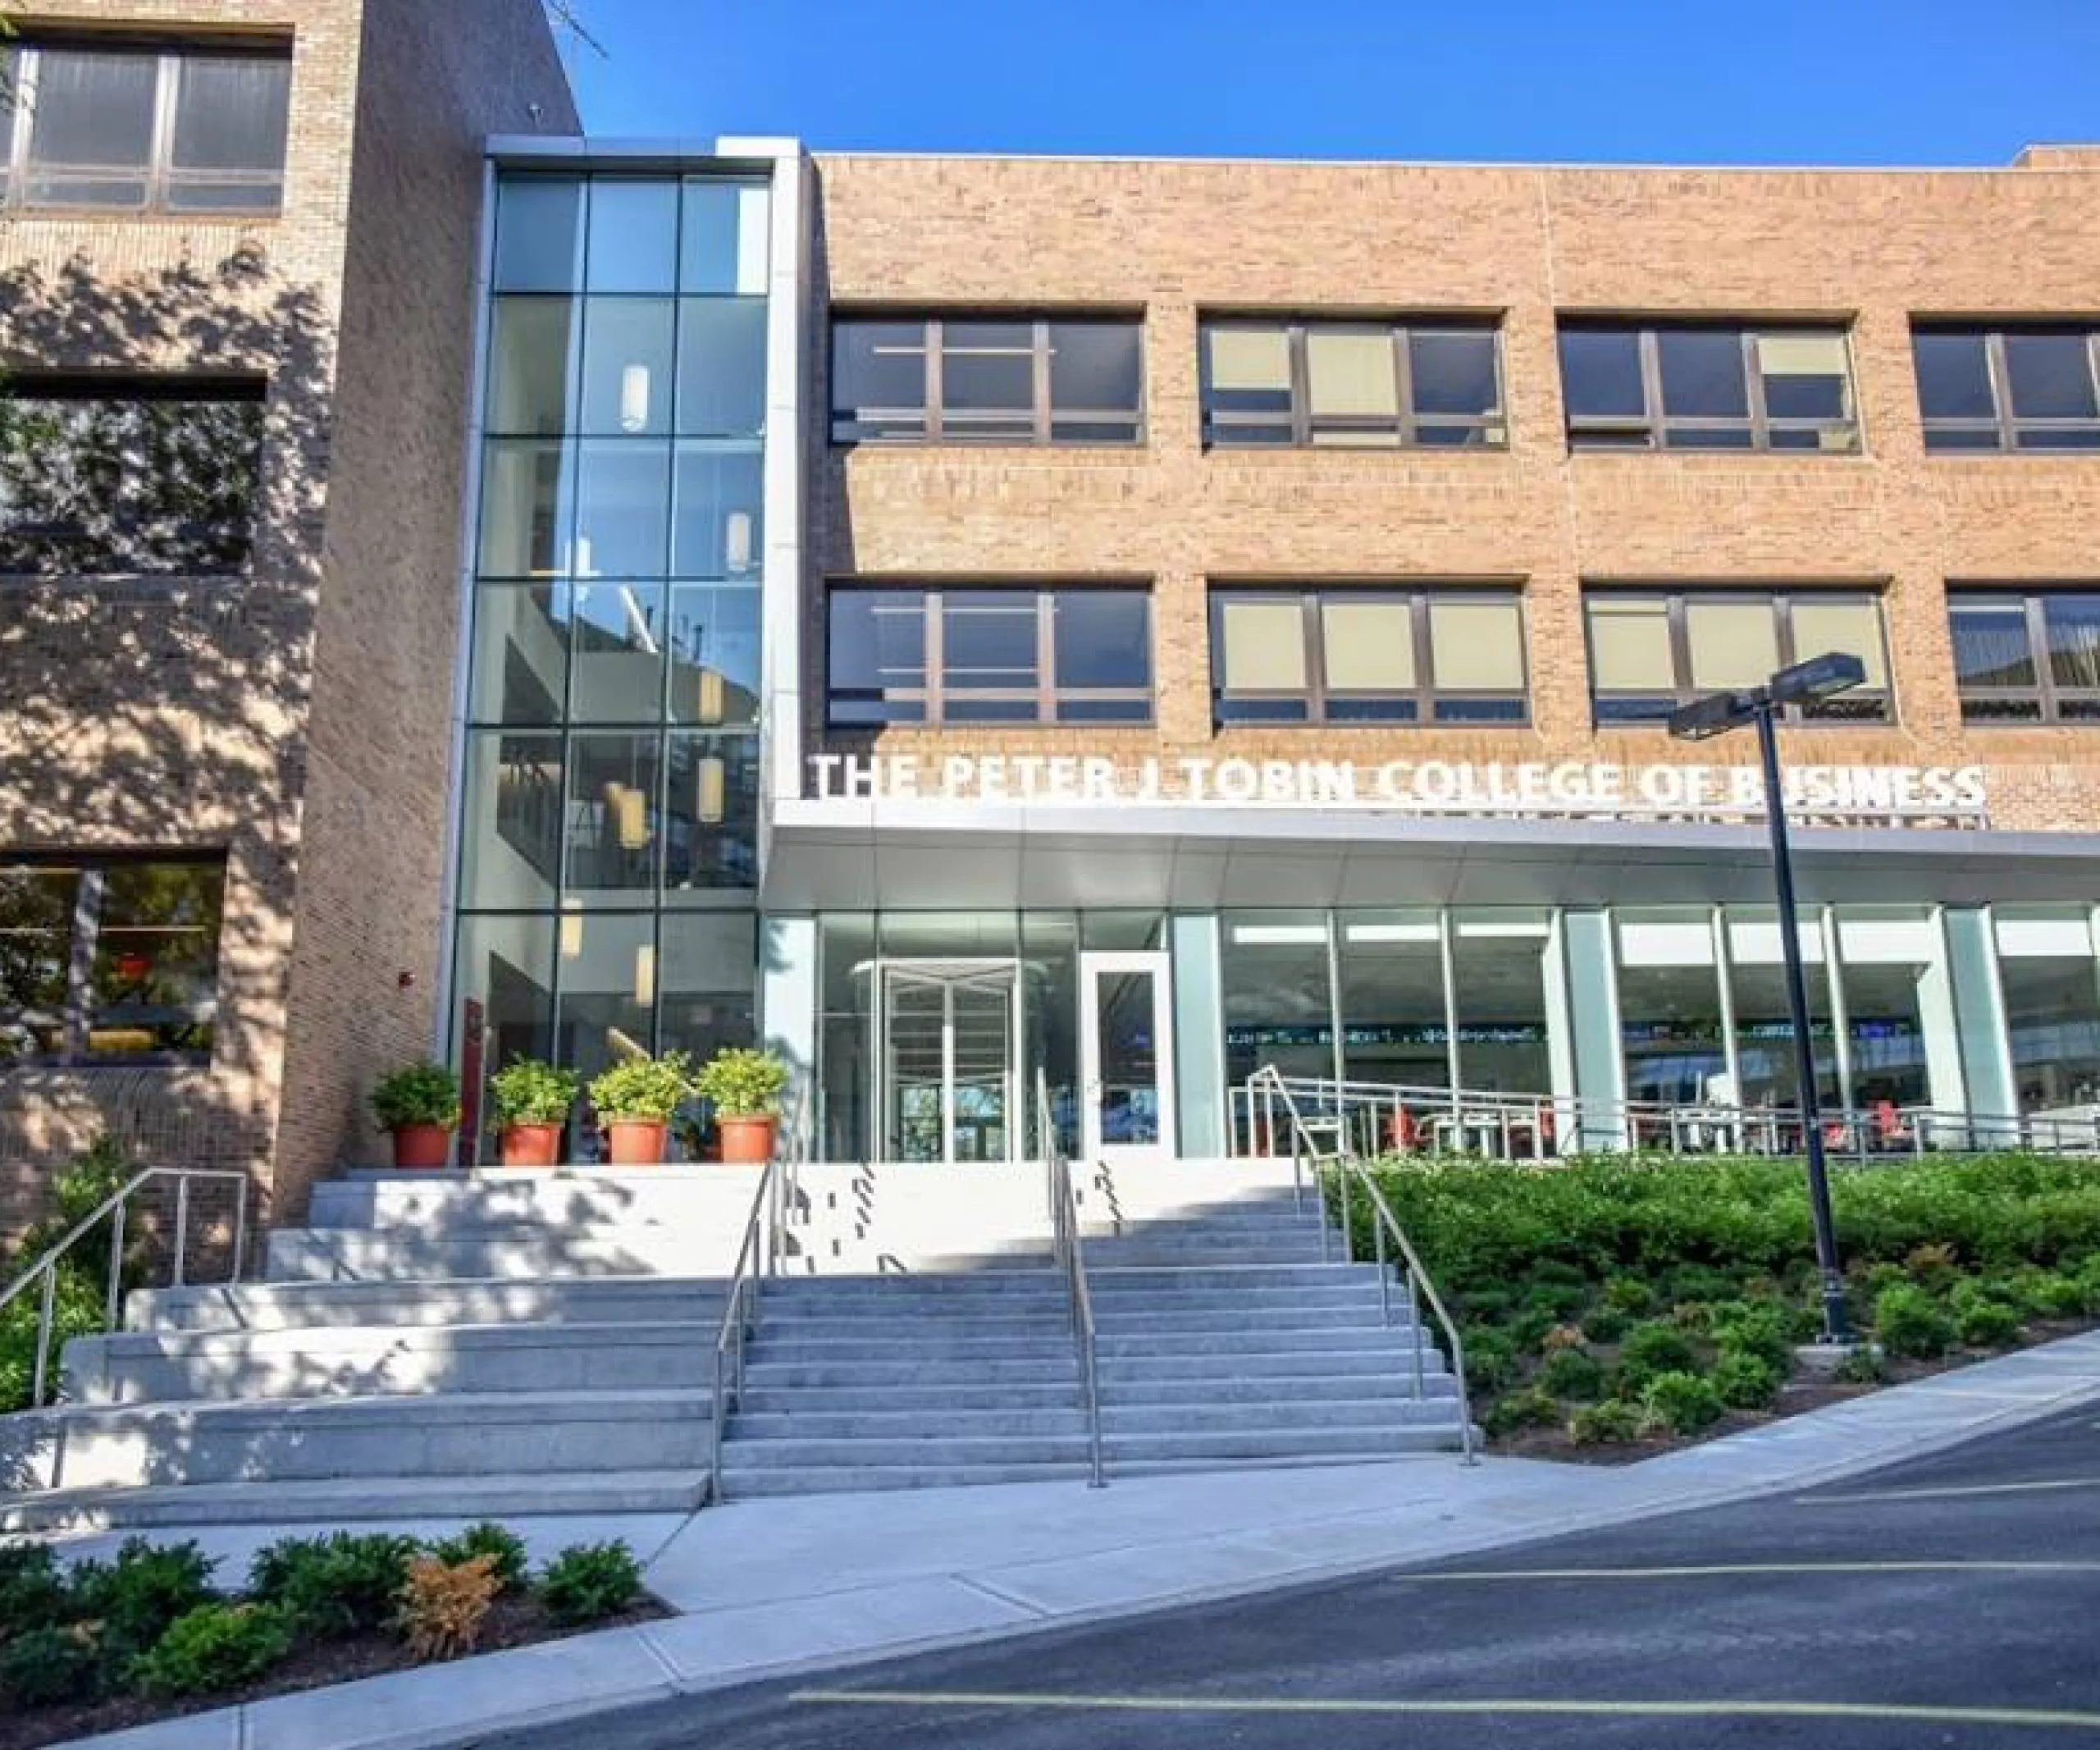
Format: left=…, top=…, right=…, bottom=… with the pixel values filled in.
left=1039, top=1071, right=1105, bottom=1488
left=708, top=1154, right=777, bottom=1503
left=1247, top=1067, right=1476, bottom=1464
left=0, top=1166, right=250, bottom=1411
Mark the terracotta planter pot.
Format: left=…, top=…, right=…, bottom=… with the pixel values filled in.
left=500, top=1122, right=564, bottom=1167
left=390, top=1123, right=454, bottom=1169
left=717, top=1113, right=778, bottom=1165
left=603, top=1118, right=669, bottom=1165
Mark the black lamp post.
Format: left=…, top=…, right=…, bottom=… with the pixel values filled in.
left=1668, top=651, right=1865, bottom=1346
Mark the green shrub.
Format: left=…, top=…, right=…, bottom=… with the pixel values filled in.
left=1616, top=1321, right=1701, bottom=1387
left=1462, top=1327, right=1518, bottom=1392
left=1521, top=1280, right=1588, bottom=1322
left=250, top=1532, right=421, bottom=1638
left=134, top=1602, right=292, bottom=1699
left=692, top=1046, right=790, bottom=1117
left=1509, top=1305, right=1559, bottom=1350
left=1602, top=1276, right=1657, bottom=1314
left=1873, top=1283, right=1956, bottom=1359
left=430, top=1523, right=529, bottom=1594
left=1710, top=1300, right=1794, bottom=1371
left=369, top=1062, right=461, bottom=1130
left=2072, top=1254, right=2100, bottom=1314
left=1581, top=1304, right=1631, bottom=1345
left=588, top=1052, right=692, bottom=1122
left=1950, top=1282, right=2024, bottom=1348
left=1664, top=1265, right=1740, bottom=1306
left=1712, top=1350, right=1783, bottom=1410
left=535, top=1542, right=643, bottom=1626
left=1640, top=1369, right=1725, bottom=1434
left=1483, top=1386, right=1562, bottom=1438
left=1568, top=1399, right=1646, bottom=1446
left=487, top=1058, right=579, bottom=1127
left=0, top=1269, right=109, bottom=1414
left=1837, top=1343, right=1888, bottom=1384
left=1536, top=1346, right=1605, bottom=1400
left=0, top=1623, right=105, bottom=1707
left=71, top=1538, right=221, bottom=1661
left=2007, top=1269, right=2084, bottom=1319
left=1459, top=1286, right=1515, bottom=1324
left=0, top=1542, right=71, bottom=1642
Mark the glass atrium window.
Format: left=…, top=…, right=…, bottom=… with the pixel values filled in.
left=830, top=315, right=1144, bottom=444
left=0, top=858, right=223, bottom=1067
left=1, top=39, right=290, bottom=214
left=1583, top=588, right=1891, bottom=724
left=0, top=375, right=265, bottom=575
left=1914, top=326, right=2100, bottom=451
left=1200, top=318, right=1504, bottom=448
left=1210, top=587, right=1527, bottom=725
left=1948, top=589, right=2100, bottom=723
left=1558, top=322, right=1858, bottom=452
left=1993, top=908, right=2100, bottom=1113
left=828, top=585, right=1153, bottom=725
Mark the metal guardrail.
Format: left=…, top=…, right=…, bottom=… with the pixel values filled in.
left=1246, top=1067, right=1476, bottom=1464
left=0, top=1166, right=251, bottom=1410
left=1232, top=1072, right=2100, bottom=1163
left=1039, top=1071, right=1105, bottom=1489
left=708, top=1153, right=778, bottom=1504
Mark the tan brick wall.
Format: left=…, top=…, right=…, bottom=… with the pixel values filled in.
left=808, top=154, right=2100, bottom=831
left=0, top=0, right=575, bottom=1232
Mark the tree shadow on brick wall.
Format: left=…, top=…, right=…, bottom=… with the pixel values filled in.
left=0, top=244, right=337, bottom=1241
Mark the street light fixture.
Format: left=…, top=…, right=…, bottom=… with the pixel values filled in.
left=1669, top=650, right=1866, bottom=1346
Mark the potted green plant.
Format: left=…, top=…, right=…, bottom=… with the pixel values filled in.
left=693, top=1046, right=790, bottom=1164
left=587, top=1050, right=692, bottom=1165
left=488, top=1058, right=579, bottom=1167
left=370, top=1062, right=462, bottom=1170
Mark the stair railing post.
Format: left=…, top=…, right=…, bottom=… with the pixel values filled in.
left=173, top=1174, right=190, bottom=1287
left=1374, top=1214, right=1390, bottom=1324
left=1406, top=1268, right=1426, bottom=1399
left=231, top=1178, right=249, bottom=1283
left=33, top=1267, right=55, bottom=1408
left=105, top=1199, right=127, bottom=1331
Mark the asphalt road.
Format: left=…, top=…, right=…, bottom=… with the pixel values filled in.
left=478, top=1409, right=2100, bottom=1749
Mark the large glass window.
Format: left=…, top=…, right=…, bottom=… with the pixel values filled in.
left=1914, top=326, right=2100, bottom=451
left=1584, top=588, right=1891, bottom=724
left=828, top=585, right=1153, bottom=725
left=1993, top=908, right=2100, bottom=1113
left=1449, top=912, right=1552, bottom=1094
left=1221, top=913, right=1334, bottom=1087
left=1199, top=318, right=1504, bottom=448
left=830, top=315, right=1144, bottom=444
left=1335, top=912, right=1449, bottom=1090
left=1836, top=907, right=1958, bottom=1113
left=0, top=857, right=222, bottom=1067
left=1558, top=322, right=1858, bottom=452
left=1615, top=911, right=1729, bottom=1108
left=1211, top=587, right=1527, bottom=724
left=1726, top=910, right=1841, bottom=1112
left=0, top=377, right=265, bottom=575
left=1947, top=589, right=2100, bottom=723
left=2, top=39, right=290, bottom=214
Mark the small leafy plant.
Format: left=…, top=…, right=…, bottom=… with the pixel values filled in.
left=397, top=1554, right=500, bottom=1661
left=71, top=1538, right=221, bottom=1664
left=1567, top=1399, right=1646, bottom=1446
left=134, top=1602, right=292, bottom=1699
left=692, top=1046, right=790, bottom=1117
left=370, top=1062, right=461, bottom=1131
left=0, top=1623, right=106, bottom=1707
left=1536, top=1346, right=1605, bottom=1400
left=1873, top=1282, right=1956, bottom=1359
left=1640, top=1369, right=1725, bottom=1434
left=0, top=1541, right=71, bottom=1641
left=535, top=1541, right=644, bottom=1626
left=1615, top=1321, right=1700, bottom=1387
left=489, top=1058, right=580, bottom=1127
left=588, top=1052, right=692, bottom=1122
left=250, top=1532, right=422, bottom=1639
left=430, top=1522, right=530, bottom=1593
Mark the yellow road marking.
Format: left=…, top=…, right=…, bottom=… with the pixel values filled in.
left=1801, top=1475, right=2100, bottom=1506
left=792, top=1688, right=2100, bottom=1731
left=1387, top=1560, right=2100, bottom=1583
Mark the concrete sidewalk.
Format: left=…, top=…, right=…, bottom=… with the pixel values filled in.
left=57, top=1328, right=2100, bottom=1750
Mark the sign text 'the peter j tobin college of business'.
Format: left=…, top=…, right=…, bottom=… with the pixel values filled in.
left=805, top=753, right=1990, bottom=828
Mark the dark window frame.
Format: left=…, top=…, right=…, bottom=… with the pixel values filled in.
left=0, top=35, right=293, bottom=217
left=827, top=583, right=1155, bottom=725
left=1198, top=317, right=1508, bottom=450
left=1913, top=326, right=2100, bottom=453
left=1947, top=588, right=2100, bottom=723
left=1559, top=321, right=1861, bottom=454
left=828, top=314, right=1145, bottom=446
left=0, top=853, right=226, bottom=1070
left=1208, top=586, right=1531, bottom=726
left=1583, top=587, right=1894, bottom=726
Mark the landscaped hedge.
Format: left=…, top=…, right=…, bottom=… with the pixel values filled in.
left=1344, top=1152, right=2100, bottom=1448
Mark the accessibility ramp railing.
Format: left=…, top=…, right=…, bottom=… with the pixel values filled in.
left=1245, top=1066, right=1477, bottom=1464
left=1039, top=1071, right=1106, bottom=1488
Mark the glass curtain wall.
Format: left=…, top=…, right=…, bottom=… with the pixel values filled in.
left=1993, top=907, right=2100, bottom=1113
left=455, top=169, right=770, bottom=1139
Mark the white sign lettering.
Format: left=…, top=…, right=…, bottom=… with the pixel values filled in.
left=805, top=755, right=1989, bottom=829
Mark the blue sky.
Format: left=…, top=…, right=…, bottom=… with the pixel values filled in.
left=559, top=0, right=2100, bottom=167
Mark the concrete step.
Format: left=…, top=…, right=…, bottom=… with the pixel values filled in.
left=1103, top=1424, right=1465, bottom=1463
left=757, top=1312, right=1078, bottom=1340
left=130, top=1276, right=726, bottom=1333
left=719, top=1461, right=1090, bottom=1496
left=310, top=1167, right=763, bottom=1229
left=755, top=1269, right=1062, bottom=1300
left=742, top=1359, right=1084, bottom=1388
left=1095, top=1326, right=1427, bottom=1358
left=1097, top=1371, right=1459, bottom=1405
left=1097, top=1347, right=1438, bottom=1382
left=1084, top=1263, right=1367, bottom=1289
left=0, top=1469, right=708, bottom=1535
left=738, top=1382, right=1083, bottom=1413
left=1096, top=1399, right=1464, bottom=1435
left=66, top=1319, right=722, bottom=1404
left=3, top=1387, right=715, bottom=1492
left=746, top=1335, right=1077, bottom=1363
left=265, top=1227, right=725, bottom=1282
left=731, top=1408, right=1091, bottom=1440
left=714, top=1432, right=1097, bottom=1468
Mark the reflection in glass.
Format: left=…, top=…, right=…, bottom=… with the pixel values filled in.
left=494, top=177, right=584, bottom=294
left=1617, top=911, right=1727, bottom=1106
left=486, top=299, right=577, bottom=436
left=86, top=864, right=223, bottom=1060
left=468, top=585, right=568, bottom=724
left=671, top=442, right=764, bottom=577
left=1727, top=910, right=1840, bottom=1109
left=681, top=179, right=769, bottom=295
left=1913, top=331, right=1995, bottom=420
left=584, top=179, right=679, bottom=294
left=454, top=913, right=558, bottom=1089
left=564, top=733, right=661, bottom=900
left=556, top=911, right=655, bottom=1084
left=1449, top=912, right=1551, bottom=1093
left=580, top=299, right=675, bottom=436
left=1337, top=912, right=1449, bottom=1091
left=1221, top=913, right=1332, bottom=1085
left=668, top=584, right=762, bottom=725
left=1559, top=329, right=1645, bottom=418
left=568, top=583, right=667, bottom=723
left=663, top=733, right=760, bottom=893
left=0, top=867, right=76, bottom=1059
left=1996, top=909, right=2100, bottom=1112
left=1093, top=967, right=1162, bottom=1145
left=575, top=441, right=673, bottom=578
left=477, top=441, right=571, bottom=578
left=678, top=298, right=768, bottom=436
left=659, top=911, right=758, bottom=1069
left=460, top=732, right=564, bottom=908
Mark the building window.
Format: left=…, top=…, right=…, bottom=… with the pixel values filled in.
left=828, top=585, right=1153, bottom=725
left=1583, top=588, right=1892, bottom=724
left=0, top=375, right=265, bottom=575
left=1914, top=326, right=2100, bottom=452
left=1557, top=322, right=1859, bottom=452
left=1199, top=318, right=1504, bottom=449
left=0, top=39, right=291, bottom=216
left=0, top=857, right=224, bottom=1067
left=829, top=316, right=1144, bottom=445
left=1210, top=587, right=1527, bottom=725
left=1947, top=589, right=2100, bottom=723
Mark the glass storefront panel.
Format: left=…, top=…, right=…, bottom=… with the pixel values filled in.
left=454, top=913, right=557, bottom=1077
left=555, top=911, right=656, bottom=1082
left=659, top=911, right=757, bottom=1067
left=579, top=297, right=676, bottom=436
left=1221, top=912, right=1333, bottom=1085
left=816, top=914, right=876, bottom=1161
left=486, top=296, right=576, bottom=436
left=459, top=732, right=563, bottom=909
left=568, top=583, right=667, bottom=722
left=1994, top=907, right=2100, bottom=1112
left=468, top=584, right=568, bottom=725
left=1335, top=911, right=1447, bottom=1090
left=1450, top=910, right=1552, bottom=1093
left=1023, top=912, right=1081, bottom=1153
left=1726, top=909, right=1841, bottom=1108
left=1616, top=910, right=1728, bottom=1106
left=1835, top=907, right=1956, bottom=1112
left=663, top=732, right=760, bottom=893
left=564, top=733, right=661, bottom=902
left=667, top=584, right=762, bottom=725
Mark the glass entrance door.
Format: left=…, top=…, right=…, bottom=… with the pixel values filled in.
left=877, top=961, right=1020, bottom=1163
left=1080, top=951, right=1176, bottom=1163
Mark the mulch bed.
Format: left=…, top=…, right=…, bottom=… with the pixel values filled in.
left=0, top=1593, right=669, bottom=1750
